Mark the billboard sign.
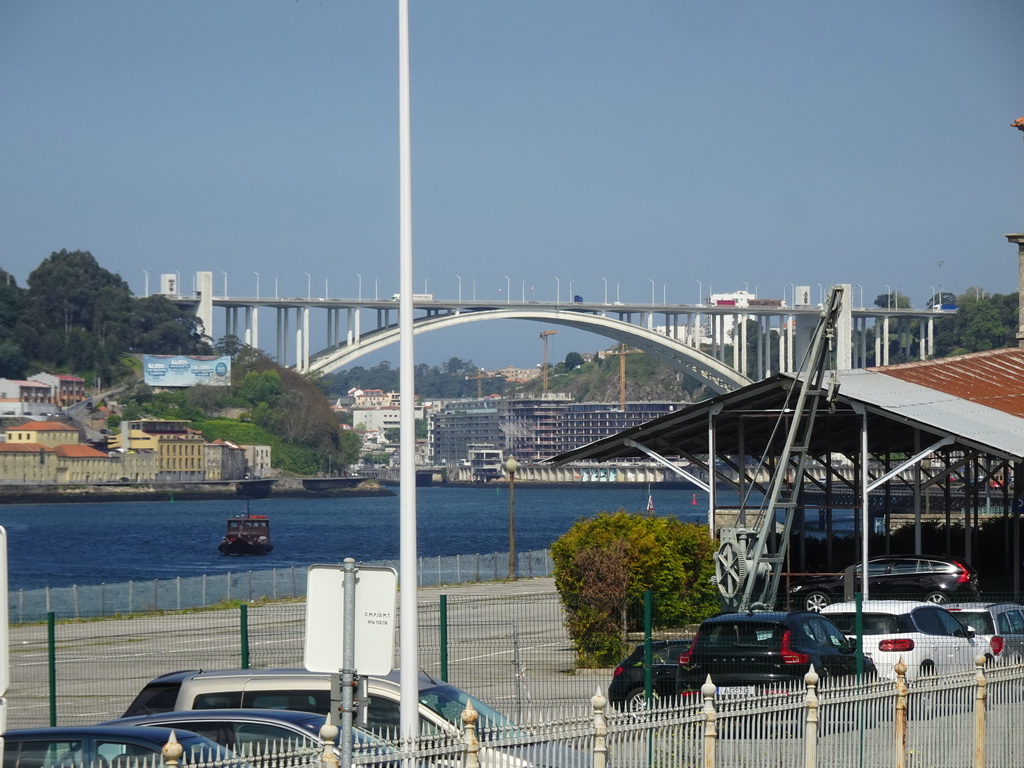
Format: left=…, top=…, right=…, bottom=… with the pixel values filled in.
left=143, top=355, right=231, bottom=387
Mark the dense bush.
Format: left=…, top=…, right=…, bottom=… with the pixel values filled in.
left=551, top=511, right=719, bottom=667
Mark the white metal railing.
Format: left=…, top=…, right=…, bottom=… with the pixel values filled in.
left=102, top=656, right=1024, bottom=768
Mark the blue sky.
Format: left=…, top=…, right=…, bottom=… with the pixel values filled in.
left=3, top=1, right=1022, bottom=371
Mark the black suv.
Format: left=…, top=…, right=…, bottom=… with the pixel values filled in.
left=676, top=611, right=873, bottom=694
left=608, top=639, right=692, bottom=710
left=789, top=555, right=980, bottom=612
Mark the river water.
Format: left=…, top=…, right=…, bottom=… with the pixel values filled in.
left=0, top=485, right=735, bottom=591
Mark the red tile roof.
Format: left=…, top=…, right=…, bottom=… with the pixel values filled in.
left=0, top=443, right=54, bottom=454
left=54, top=445, right=109, bottom=458
left=8, top=421, right=77, bottom=432
left=871, top=347, right=1024, bottom=418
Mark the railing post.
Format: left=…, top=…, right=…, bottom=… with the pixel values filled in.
left=974, top=654, right=988, bottom=768
left=240, top=603, right=250, bottom=669
left=592, top=688, right=608, bottom=768
left=702, top=675, right=718, bottom=768
left=319, top=717, right=340, bottom=768
left=894, top=657, right=909, bottom=768
left=803, top=665, right=819, bottom=768
left=47, top=611, right=57, bottom=726
left=462, top=698, right=480, bottom=768
left=439, top=594, right=449, bottom=681
left=161, top=731, right=183, bottom=768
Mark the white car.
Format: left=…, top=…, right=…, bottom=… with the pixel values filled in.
left=821, top=600, right=980, bottom=680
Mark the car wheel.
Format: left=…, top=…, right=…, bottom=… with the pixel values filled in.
left=923, top=591, right=948, bottom=605
left=625, top=687, right=661, bottom=712
left=803, top=591, right=831, bottom=612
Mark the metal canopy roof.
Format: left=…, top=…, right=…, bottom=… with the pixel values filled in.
left=547, top=368, right=1024, bottom=465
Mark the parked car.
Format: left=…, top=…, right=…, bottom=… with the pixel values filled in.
left=945, top=602, right=1024, bottom=665
left=124, top=668, right=585, bottom=768
left=676, top=611, right=873, bottom=695
left=103, top=708, right=389, bottom=757
left=1, top=725, right=233, bottom=768
left=789, top=555, right=980, bottom=612
left=821, top=599, right=980, bottom=680
left=608, top=639, right=692, bottom=710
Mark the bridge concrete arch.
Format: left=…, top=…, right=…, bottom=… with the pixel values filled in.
left=306, top=307, right=751, bottom=394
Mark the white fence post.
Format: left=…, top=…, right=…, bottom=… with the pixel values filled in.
left=803, top=665, right=819, bottom=768
left=702, top=675, right=718, bottom=768
left=462, top=698, right=480, bottom=768
left=592, top=688, right=608, bottom=768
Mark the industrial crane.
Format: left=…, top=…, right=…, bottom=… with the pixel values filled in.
left=714, top=285, right=845, bottom=612
left=604, top=344, right=643, bottom=410
left=539, top=331, right=557, bottom=392
left=465, top=370, right=488, bottom=398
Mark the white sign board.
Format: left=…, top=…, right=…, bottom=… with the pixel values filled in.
left=303, top=564, right=398, bottom=676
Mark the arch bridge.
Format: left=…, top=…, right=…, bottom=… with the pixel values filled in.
left=172, top=272, right=951, bottom=395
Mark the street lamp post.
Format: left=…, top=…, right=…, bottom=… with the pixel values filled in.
left=855, top=284, right=863, bottom=308
left=616, top=281, right=621, bottom=303
left=325, top=275, right=330, bottom=299
left=885, top=284, right=892, bottom=309
left=222, top=271, right=228, bottom=298
left=696, top=280, right=702, bottom=305
left=521, top=279, right=527, bottom=303
left=649, top=278, right=655, bottom=305
left=662, top=281, right=669, bottom=306
left=505, top=456, right=518, bottom=580
left=929, top=285, right=936, bottom=309
left=305, top=273, right=311, bottom=301
left=456, top=275, right=462, bottom=302
left=375, top=276, right=381, bottom=301
left=424, top=275, right=430, bottom=295
left=504, top=275, right=511, bottom=304
left=275, top=275, right=280, bottom=300
left=356, top=273, right=362, bottom=301
left=143, top=270, right=149, bottom=298
left=554, top=276, right=560, bottom=304
left=254, top=272, right=260, bottom=300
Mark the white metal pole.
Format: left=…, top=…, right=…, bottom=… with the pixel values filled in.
left=397, top=0, right=419, bottom=744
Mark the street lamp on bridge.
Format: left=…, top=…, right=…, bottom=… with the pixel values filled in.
left=456, top=275, right=462, bottom=302
left=504, top=275, right=511, bottom=304
left=305, top=273, right=311, bottom=301
left=254, top=272, right=260, bottom=300
left=355, top=273, right=361, bottom=301
left=602, top=277, right=608, bottom=304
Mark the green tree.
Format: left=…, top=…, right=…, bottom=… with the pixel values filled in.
left=551, top=511, right=719, bottom=666
left=873, top=291, right=912, bottom=310
left=563, top=352, right=584, bottom=371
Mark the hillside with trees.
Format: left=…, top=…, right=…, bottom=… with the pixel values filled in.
left=0, top=250, right=209, bottom=384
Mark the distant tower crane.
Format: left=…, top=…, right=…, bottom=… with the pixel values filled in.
left=605, top=344, right=643, bottom=410
left=465, top=370, right=488, bottom=398
left=539, top=331, right=557, bottom=392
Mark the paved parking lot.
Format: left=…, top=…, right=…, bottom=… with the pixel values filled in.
left=6, top=577, right=610, bottom=728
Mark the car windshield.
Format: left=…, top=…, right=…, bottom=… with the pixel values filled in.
left=699, top=621, right=783, bottom=648
left=948, top=611, right=994, bottom=634
left=418, top=685, right=519, bottom=735
left=826, top=613, right=906, bottom=635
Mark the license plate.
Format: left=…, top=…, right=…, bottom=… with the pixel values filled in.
left=717, top=686, right=756, bottom=696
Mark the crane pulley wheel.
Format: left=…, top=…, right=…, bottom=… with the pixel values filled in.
left=714, top=538, right=747, bottom=599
